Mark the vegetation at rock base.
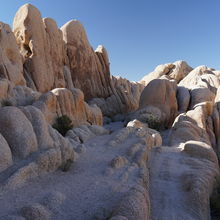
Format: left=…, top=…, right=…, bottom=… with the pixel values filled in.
left=143, top=113, right=161, bottom=130
left=60, top=159, right=73, bottom=172
left=1, top=99, right=13, bottom=107
left=52, top=115, right=73, bottom=136
left=210, top=186, right=220, bottom=218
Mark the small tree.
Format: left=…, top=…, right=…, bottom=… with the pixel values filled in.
left=52, top=115, right=73, bottom=136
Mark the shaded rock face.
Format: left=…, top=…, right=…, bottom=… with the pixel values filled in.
left=176, top=86, right=190, bottom=113
left=90, top=76, right=144, bottom=117
left=0, top=22, right=25, bottom=86
left=0, top=134, right=13, bottom=172
left=168, top=103, right=213, bottom=146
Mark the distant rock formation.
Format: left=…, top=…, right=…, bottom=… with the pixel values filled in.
left=140, top=60, right=193, bottom=86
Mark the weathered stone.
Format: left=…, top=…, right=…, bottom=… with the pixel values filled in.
left=42, top=191, right=66, bottom=211
left=190, top=87, right=215, bottom=109
left=20, top=106, right=54, bottom=149
left=20, top=203, right=51, bottom=220
left=183, top=140, right=218, bottom=164
left=13, top=4, right=66, bottom=92
left=178, top=65, right=213, bottom=89
left=0, top=22, right=25, bottom=86
left=112, top=187, right=149, bottom=220
left=176, top=86, right=190, bottom=113
left=34, top=88, right=103, bottom=127
left=43, top=17, right=66, bottom=88
left=139, top=78, right=178, bottom=128
left=168, top=102, right=213, bottom=146
left=0, top=107, right=38, bottom=158
left=110, top=156, right=128, bottom=169
left=0, top=133, right=13, bottom=172
left=61, top=20, right=111, bottom=100
left=140, top=61, right=192, bottom=86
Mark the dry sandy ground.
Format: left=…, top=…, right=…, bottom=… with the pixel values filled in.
left=0, top=122, right=143, bottom=219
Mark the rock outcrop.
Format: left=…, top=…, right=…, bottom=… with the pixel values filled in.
left=132, top=78, right=178, bottom=128
left=0, top=106, right=38, bottom=159
left=0, top=22, right=25, bottom=86
left=0, top=134, right=13, bottom=172
left=0, top=3, right=219, bottom=220
left=90, top=76, right=144, bottom=117
left=168, top=102, right=213, bottom=146
left=13, top=4, right=66, bottom=92
left=0, top=105, right=75, bottom=191
left=33, top=88, right=102, bottom=127
left=140, top=60, right=193, bottom=86
left=61, top=20, right=112, bottom=100
left=12, top=4, right=143, bottom=118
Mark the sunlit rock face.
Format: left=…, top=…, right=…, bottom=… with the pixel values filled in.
left=13, top=4, right=66, bottom=92
left=0, top=3, right=219, bottom=220
left=61, top=20, right=112, bottom=100
left=140, top=60, right=193, bottom=86
left=0, top=22, right=26, bottom=86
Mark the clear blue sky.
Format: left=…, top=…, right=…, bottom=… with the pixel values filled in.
left=1, top=0, right=220, bottom=81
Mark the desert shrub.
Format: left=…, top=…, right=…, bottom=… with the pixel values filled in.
left=1, top=99, right=13, bottom=107
left=210, top=186, right=220, bottom=218
left=141, top=113, right=161, bottom=130
left=52, top=115, right=73, bottom=136
left=60, top=159, right=73, bottom=172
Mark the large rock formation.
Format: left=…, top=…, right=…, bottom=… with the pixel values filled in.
left=0, top=22, right=25, bottom=86
left=90, top=76, right=144, bottom=117
left=0, top=107, right=38, bottom=159
left=13, top=4, right=66, bottom=92
left=0, top=105, right=75, bottom=190
left=61, top=20, right=112, bottom=100
left=33, top=87, right=102, bottom=127
left=168, top=102, right=213, bottom=146
left=131, top=78, right=178, bottom=129
left=12, top=4, right=143, bottom=118
left=140, top=60, right=193, bottom=86
left=0, top=3, right=219, bottom=220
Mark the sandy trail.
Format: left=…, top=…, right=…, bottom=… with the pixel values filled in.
left=0, top=122, right=142, bottom=219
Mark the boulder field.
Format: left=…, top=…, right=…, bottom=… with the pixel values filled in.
left=0, top=3, right=219, bottom=220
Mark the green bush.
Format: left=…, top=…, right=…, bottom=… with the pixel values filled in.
left=60, top=159, right=73, bottom=172
left=52, top=115, right=73, bottom=136
left=210, top=186, right=220, bottom=218
left=1, top=99, right=13, bottom=107
left=141, top=113, right=161, bottom=130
